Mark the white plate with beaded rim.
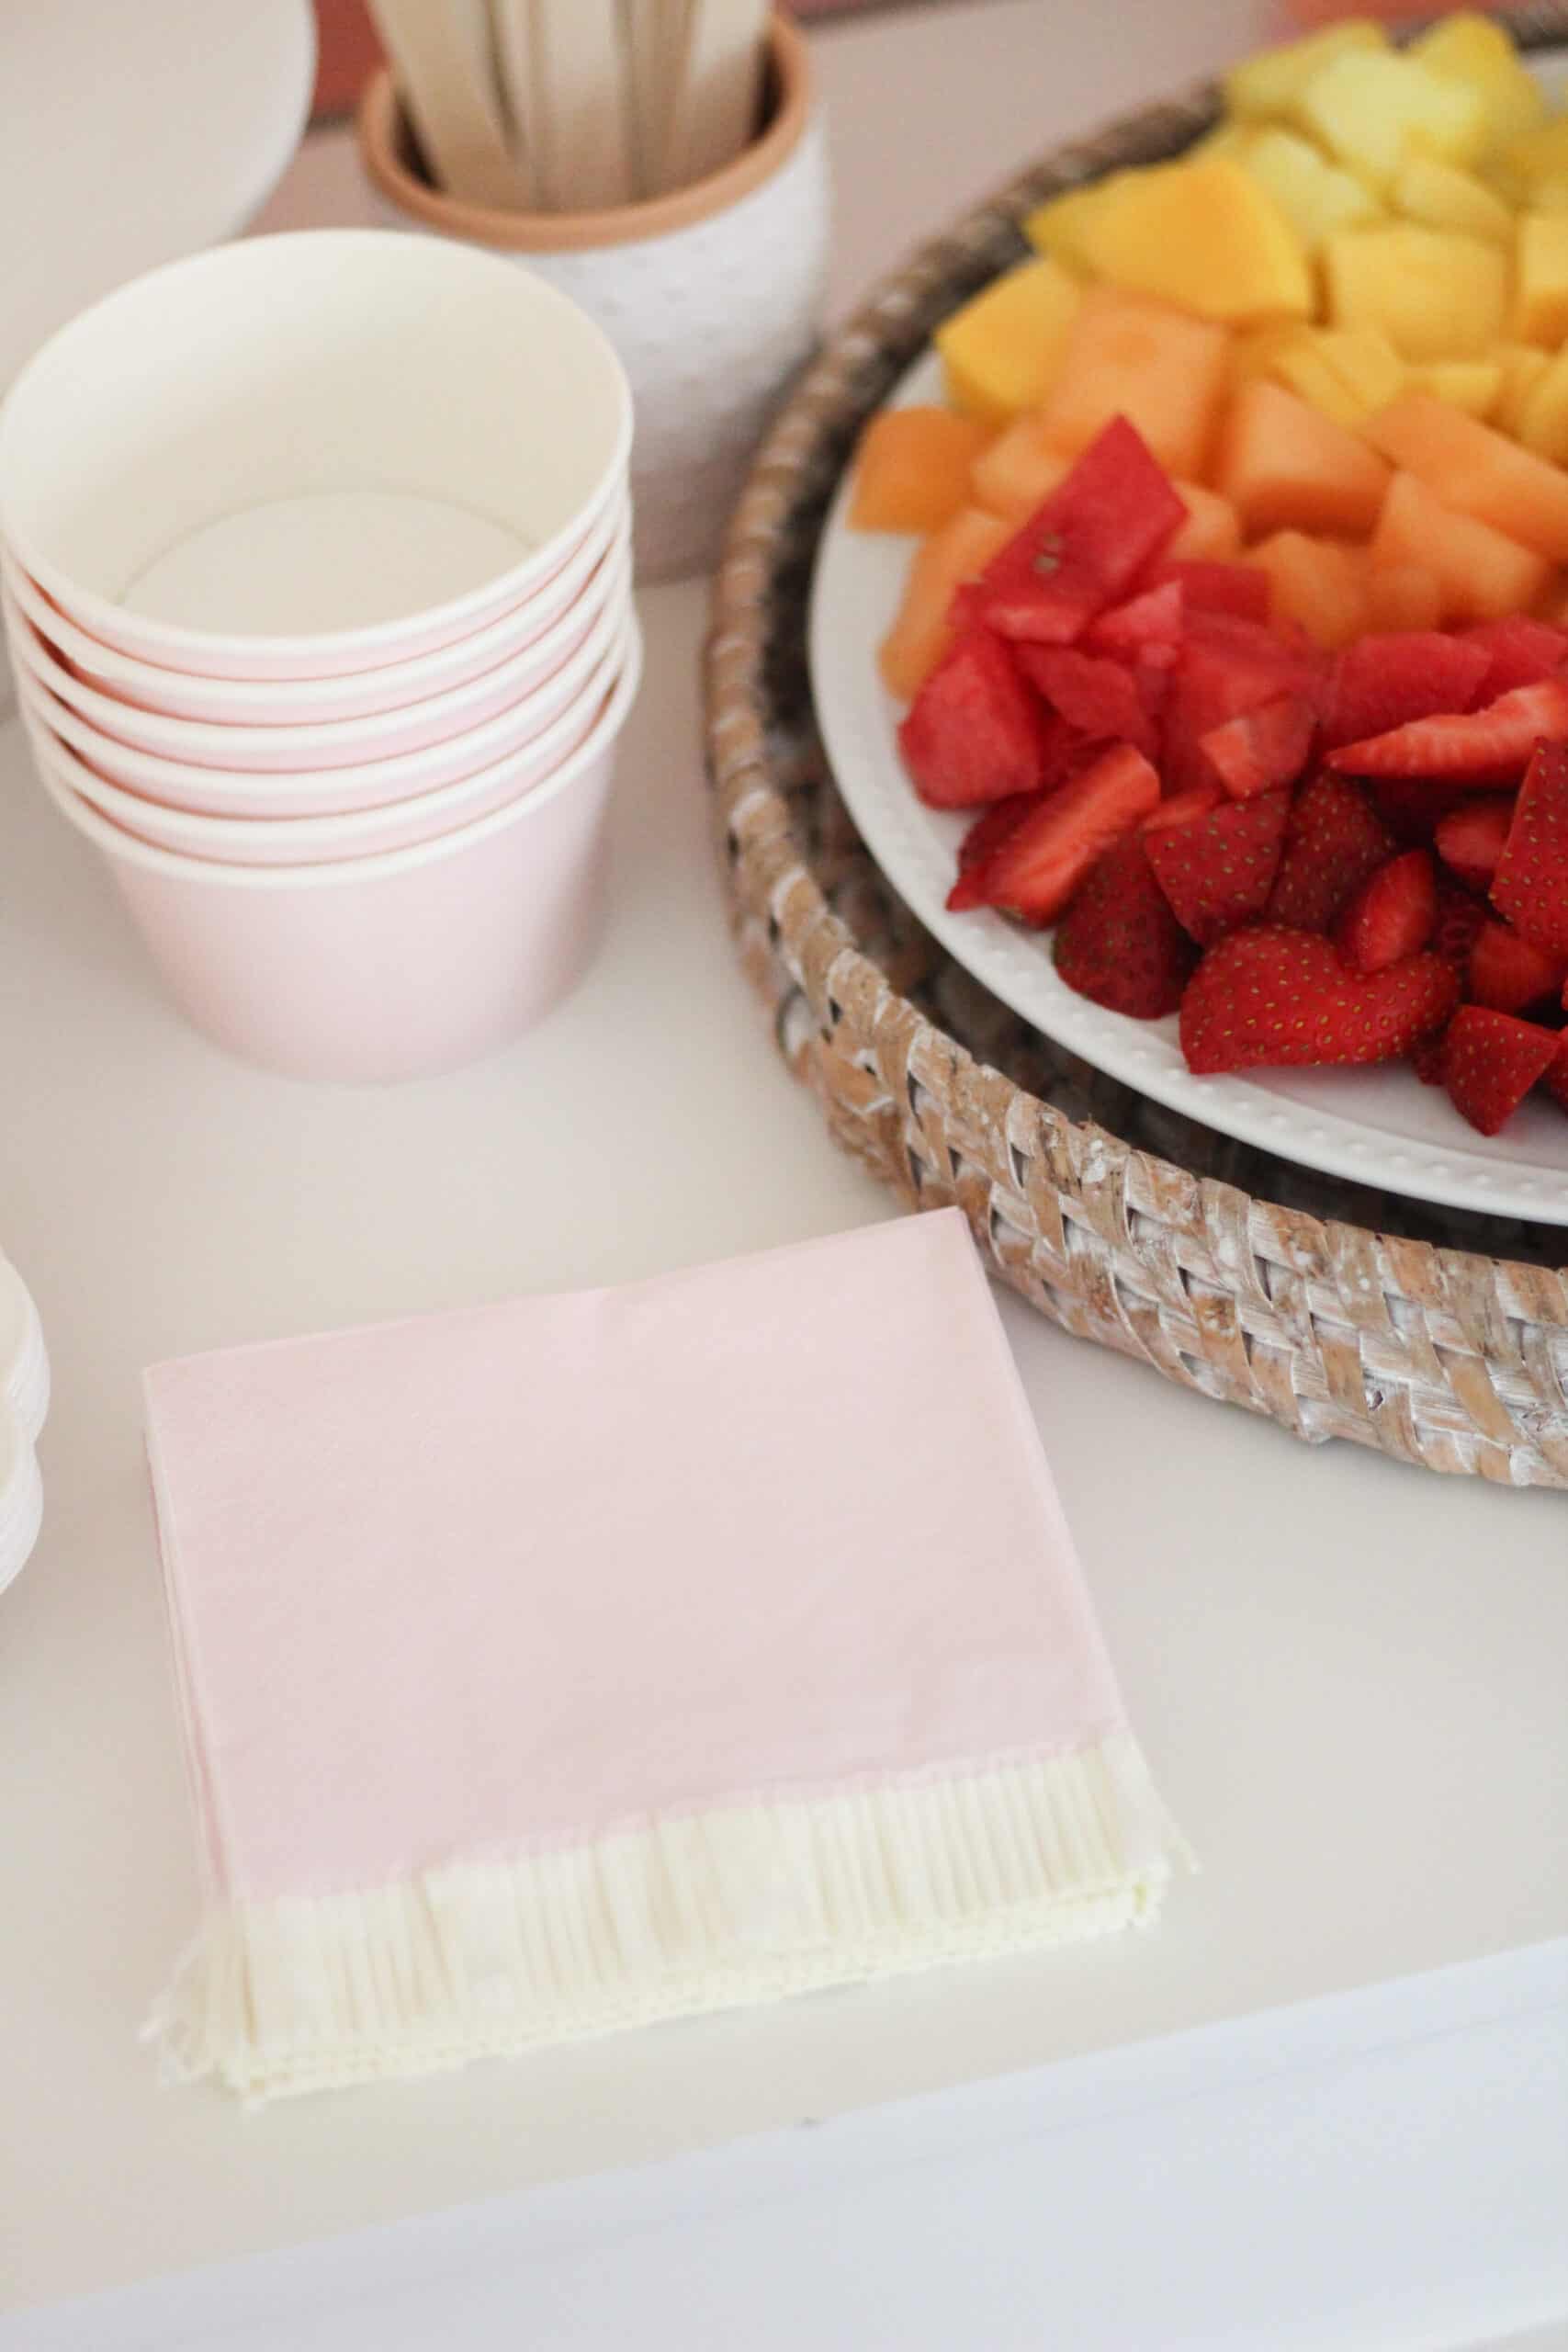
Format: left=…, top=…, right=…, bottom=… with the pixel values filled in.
left=808, top=348, right=1568, bottom=1228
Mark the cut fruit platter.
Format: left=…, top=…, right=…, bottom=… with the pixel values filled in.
left=809, top=9, right=1568, bottom=1224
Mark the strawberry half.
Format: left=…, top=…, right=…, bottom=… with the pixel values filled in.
left=1334, top=849, right=1438, bottom=976
left=1179, top=928, right=1459, bottom=1075
left=897, top=628, right=1053, bottom=808
left=1492, top=738, right=1568, bottom=958
left=1326, top=678, right=1568, bottom=786
left=1545, top=1033, right=1568, bottom=1114
left=1460, top=615, right=1567, bottom=700
left=1200, top=693, right=1316, bottom=801
left=1144, top=782, right=1225, bottom=833
left=1440, top=1005, right=1561, bottom=1136
left=1431, top=877, right=1489, bottom=976
left=976, top=418, right=1187, bottom=646
left=1017, top=645, right=1157, bottom=759
left=1466, top=917, right=1567, bottom=1013
left=1267, top=775, right=1394, bottom=933
left=1052, top=833, right=1198, bottom=1018
left=977, top=742, right=1161, bottom=925
left=1145, top=790, right=1290, bottom=944
left=946, top=793, right=1043, bottom=910
left=1434, top=794, right=1516, bottom=891
left=1321, top=630, right=1489, bottom=751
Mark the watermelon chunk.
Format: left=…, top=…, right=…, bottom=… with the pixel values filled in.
left=976, top=417, right=1187, bottom=645
left=1322, top=630, right=1490, bottom=751
left=897, top=629, right=1053, bottom=808
left=1016, top=645, right=1157, bottom=757
left=1082, top=579, right=1185, bottom=661
left=1162, top=618, right=1322, bottom=797
left=1143, top=559, right=1271, bottom=621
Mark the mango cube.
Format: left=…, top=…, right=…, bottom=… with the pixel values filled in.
left=1324, top=225, right=1506, bottom=361
left=1238, top=127, right=1382, bottom=251
left=1393, top=154, right=1513, bottom=246
left=1512, top=213, right=1568, bottom=346
left=1313, top=325, right=1406, bottom=413
left=934, top=256, right=1082, bottom=426
left=1023, top=177, right=1129, bottom=271
left=1223, top=18, right=1387, bottom=121
left=1292, top=51, right=1492, bottom=194
left=1252, top=329, right=1364, bottom=427
left=1058, top=157, right=1312, bottom=324
left=1409, top=13, right=1546, bottom=150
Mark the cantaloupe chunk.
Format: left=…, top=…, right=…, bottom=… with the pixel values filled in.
left=877, top=507, right=1010, bottom=700
left=968, top=413, right=1073, bottom=524
left=1393, top=154, right=1513, bottom=246
left=1323, top=225, right=1506, bottom=360
left=1293, top=51, right=1492, bottom=194
left=850, top=407, right=994, bottom=534
left=1409, top=13, right=1545, bottom=150
left=1224, top=19, right=1387, bottom=121
left=1516, top=347, right=1568, bottom=466
left=1362, top=392, right=1568, bottom=560
left=934, top=258, right=1082, bottom=428
left=1369, top=470, right=1551, bottom=623
left=1364, top=562, right=1445, bottom=634
left=1167, top=481, right=1242, bottom=562
left=1237, top=127, right=1382, bottom=251
left=1512, top=213, right=1568, bottom=346
left=1409, top=361, right=1503, bottom=420
left=1245, top=531, right=1369, bottom=649
left=1494, top=343, right=1552, bottom=435
left=1036, top=289, right=1232, bottom=479
left=1216, top=379, right=1392, bottom=538
left=1056, top=158, right=1313, bottom=325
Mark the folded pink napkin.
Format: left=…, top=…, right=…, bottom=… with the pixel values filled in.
left=143, top=1210, right=1188, bottom=2101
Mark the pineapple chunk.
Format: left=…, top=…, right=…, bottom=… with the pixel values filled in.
left=1293, top=51, right=1492, bottom=194
left=1263, top=332, right=1364, bottom=426
left=1497, top=119, right=1568, bottom=191
left=1517, top=347, right=1568, bottom=465
left=1393, top=154, right=1513, bottom=246
left=1223, top=19, right=1387, bottom=121
left=1324, top=224, right=1506, bottom=361
left=1530, top=174, right=1568, bottom=215
left=1055, top=157, right=1312, bottom=324
left=1314, top=325, right=1406, bottom=413
left=1237, top=126, right=1382, bottom=251
left=1410, top=360, right=1503, bottom=420
left=1189, top=121, right=1255, bottom=161
left=1513, top=212, right=1568, bottom=346
left=934, top=257, right=1083, bottom=426
left=1495, top=342, right=1552, bottom=435
left=1408, top=13, right=1546, bottom=151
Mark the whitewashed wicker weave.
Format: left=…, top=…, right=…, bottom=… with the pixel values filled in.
left=705, top=7, right=1568, bottom=1492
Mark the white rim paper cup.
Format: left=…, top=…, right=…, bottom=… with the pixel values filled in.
left=37, top=625, right=644, bottom=1082
left=24, top=614, right=635, bottom=865
left=5, top=542, right=633, bottom=771
left=0, top=495, right=630, bottom=722
left=0, top=230, right=634, bottom=680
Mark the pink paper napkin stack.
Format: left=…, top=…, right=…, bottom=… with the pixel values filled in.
left=143, top=1211, right=1189, bottom=2102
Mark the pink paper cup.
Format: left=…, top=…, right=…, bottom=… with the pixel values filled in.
left=0, top=232, right=633, bottom=680
left=6, top=546, right=632, bottom=772
left=36, top=628, right=643, bottom=1083
left=20, top=618, right=633, bottom=865
left=0, top=496, right=629, bottom=724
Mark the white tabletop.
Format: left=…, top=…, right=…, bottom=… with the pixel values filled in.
left=2, top=0, right=1566, bottom=2317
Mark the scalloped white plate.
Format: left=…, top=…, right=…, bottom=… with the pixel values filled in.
left=808, top=347, right=1568, bottom=1228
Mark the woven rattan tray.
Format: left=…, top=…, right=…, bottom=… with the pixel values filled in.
left=705, top=9, right=1568, bottom=1491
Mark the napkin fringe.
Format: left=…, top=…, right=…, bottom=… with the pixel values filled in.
left=145, top=1732, right=1191, bottom=2103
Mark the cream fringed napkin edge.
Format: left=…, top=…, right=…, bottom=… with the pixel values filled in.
left=141, top=1210, right=1191, bottom=2102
